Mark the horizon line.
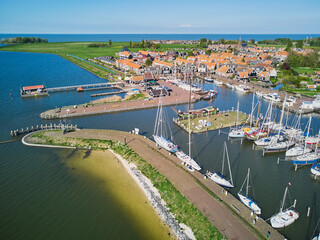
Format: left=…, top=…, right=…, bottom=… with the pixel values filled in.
left=1, top=33, right=320, bottom=35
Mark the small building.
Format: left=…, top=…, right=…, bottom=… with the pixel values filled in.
left=149, top=89, right=168, bottom=98
left=131, top=75, right=144, bottom=84
left=20, top=85, right=48, bottom=97
left=237, top=72, right=249, bottom=81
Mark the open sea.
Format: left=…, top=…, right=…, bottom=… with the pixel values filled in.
left=1, top=33, right=320, bottom=42
left=0, top=33, right=320, bottom=240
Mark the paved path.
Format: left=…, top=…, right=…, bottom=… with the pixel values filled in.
left=46, top=129, right=284, bottom=240
left=40, top=80, right=201, bottom=119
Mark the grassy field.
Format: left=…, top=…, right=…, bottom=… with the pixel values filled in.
left=0, top=42, right=198, bottom=59
left=178, top=111, right=249, bottom=133
left=292, top=67, right=320, bottom=73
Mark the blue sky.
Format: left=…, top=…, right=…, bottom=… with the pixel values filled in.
left=0, top=0, right=319, bottom=34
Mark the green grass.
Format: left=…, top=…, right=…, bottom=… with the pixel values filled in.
left=0, top=42, right=128, bottom=58
left=285, top=88, right=319, bottom=97
left=29, top=131, right=224, bottom=239
left=292, top=67, right=320, bottom=73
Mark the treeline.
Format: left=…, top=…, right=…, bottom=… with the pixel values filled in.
left=88, top=43, right=108, bottom=48
left=309, top=37, right=320, bottom=47
left=258, top=38, right=292, bottom=45
left=132, top=40, right=160, bottom=49
left=1, top=37, right=48, bottom=44
left=286, top=51, right=320, bottom=68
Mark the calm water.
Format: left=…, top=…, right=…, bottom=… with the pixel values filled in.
left=1, top=34, right=320, bottom=42
left=0, top=51, right=319, bottom=240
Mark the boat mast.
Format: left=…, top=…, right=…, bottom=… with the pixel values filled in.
left=250, top=93, right=255, bottom=127
left=304, top=116, right=312, bottom=154
left=188, top=68, right=192, bottom=158
left=280, top=187, right=288, bottom=212
left=277, top=96, right=287, bottom=139
left=255, top=99, right=261, bottom=128
left=246, top=168, right=250, bottom=196
left=222, top=142, right=226, bottom=175
left=225, top=142, right=234, bottom=186
left=236, top=101, right=239, bottom=130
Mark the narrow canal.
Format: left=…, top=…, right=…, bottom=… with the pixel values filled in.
left=0, top=51, right=319, bottom=240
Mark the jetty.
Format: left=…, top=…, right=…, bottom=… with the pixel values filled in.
left=47, top=82, right=123, bottom=92
left=10, top=123, right=77, bottom=136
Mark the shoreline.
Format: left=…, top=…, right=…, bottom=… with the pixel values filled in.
left=22, top=132, right=194, bottom=240
left=22, top=129, right=285, bottom=240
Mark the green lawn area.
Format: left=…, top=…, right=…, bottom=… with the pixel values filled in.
left=0, top=42, right=128, bottom=58
left=0, top=42, right=199, bottom=59
left=286, top=88, right=319, bottom=97
left=292, top=67, right=320, bottom=73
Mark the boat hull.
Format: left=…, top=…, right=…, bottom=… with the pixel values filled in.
left=237, top=193, right=261, bottom=215
left=207, top=172, right=234, bottom=188
left=176, top=151, right=201, bottom=171
left=292, top=153, right=320, bottom=165
left=270, top=210, right=299, bottom=228
left=311, top=164, right=320, bottom=176
left=153, top=135, right=178, bottom=153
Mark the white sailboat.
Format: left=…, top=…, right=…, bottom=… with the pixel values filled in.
left=176, top=71, right=201, bottom=171
left=237, top=168, right=261, bottom=215
left=286, top=116, right=312, bottom=157
left=228, top=101, right=245, bottom=138
left=207, top=142, right=234, bottom=188
left=311, top=163, right=320, bottom=177
left=293, top=130, right=320, bottom=165
left=153, top=96, right=178, bottom=153
left=270, top=186, right=299, bottom=228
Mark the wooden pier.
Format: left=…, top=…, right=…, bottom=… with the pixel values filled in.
left=10, top=123, right=77, bottom=136
left=47, top=82, right=123, bottom=93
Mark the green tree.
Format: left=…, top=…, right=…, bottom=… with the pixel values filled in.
left=145, top=58, right=153, bottom=66
left=129, top=41, right=132, bottom=48
left=286, top=39, right=292, bottom=51
left=296, top=40, right=303, bottom=49
left=187, top=51, right=194, bottom=56
left=250, top=39, right=255, bottom=44
left=109, top=39, right=112, bottom=46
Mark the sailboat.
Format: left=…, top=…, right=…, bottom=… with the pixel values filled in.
left=207, top=142, right=234, bottom=188
left=292, top=130, right=320, bottom=165
left=237, top=168, right=261, bottom=215
left=228, top=101, right=245, bottom=138
left=264, top=96, right=295, bottom=153
left=270, top=186, right=299, bottom=228
left=286, top=116, right=312, bottom=157
left=176, top=70, right=201, bottom=171
left=311, top=163, right=320, bottom=177
left=175, top=112, right=201, bottom=171
left=153, top=96, right=178, bottom=153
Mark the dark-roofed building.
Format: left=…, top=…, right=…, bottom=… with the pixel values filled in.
left=149, top=89, right=168, bottom=98
left=120, top=46, right=131, bottom=52
left=144, top=72, right=154, bottom=81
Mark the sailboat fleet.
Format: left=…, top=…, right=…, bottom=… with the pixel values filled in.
left=151, top=75, right=319, bottom=234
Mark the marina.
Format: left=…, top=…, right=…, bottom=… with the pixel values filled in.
left=1, top=50, right=320, bottom=240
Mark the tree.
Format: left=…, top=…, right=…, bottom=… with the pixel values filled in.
left=145, top=58, right=153, bottom=66
left=208, top=39, right=212, bottom=45
left=296, top=40, right=303, bottom=49
left=109, top=39, right=112, bottom=46
left=129, top=41, right=132, bottom=48
left=220, top=38, right=225, bottom=44
left=187, top=51, right=194, bottom=56
left=286, top=39, right=292, bottom=51
left=199, top=38, right=207, bottom=48
left=250, top=39, right=255, bottom=44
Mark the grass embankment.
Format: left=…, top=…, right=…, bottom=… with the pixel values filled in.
left=178, top=112, right=248, bottom=132
left=292, top=67, right=320, bottom=73
left=30, top=131, right=224, bottom=239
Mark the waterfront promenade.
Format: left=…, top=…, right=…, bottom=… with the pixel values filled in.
left=25, top=129, right=284, bottom=240
left=40, top=81, right=201, bottom=119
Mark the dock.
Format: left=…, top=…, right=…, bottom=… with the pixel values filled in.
left=10, top=123, right=77, bottom=136
left=47, top=82, right=123, bottom=93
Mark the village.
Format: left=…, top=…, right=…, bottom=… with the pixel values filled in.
left=88, top=38, right=320, bottom=113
